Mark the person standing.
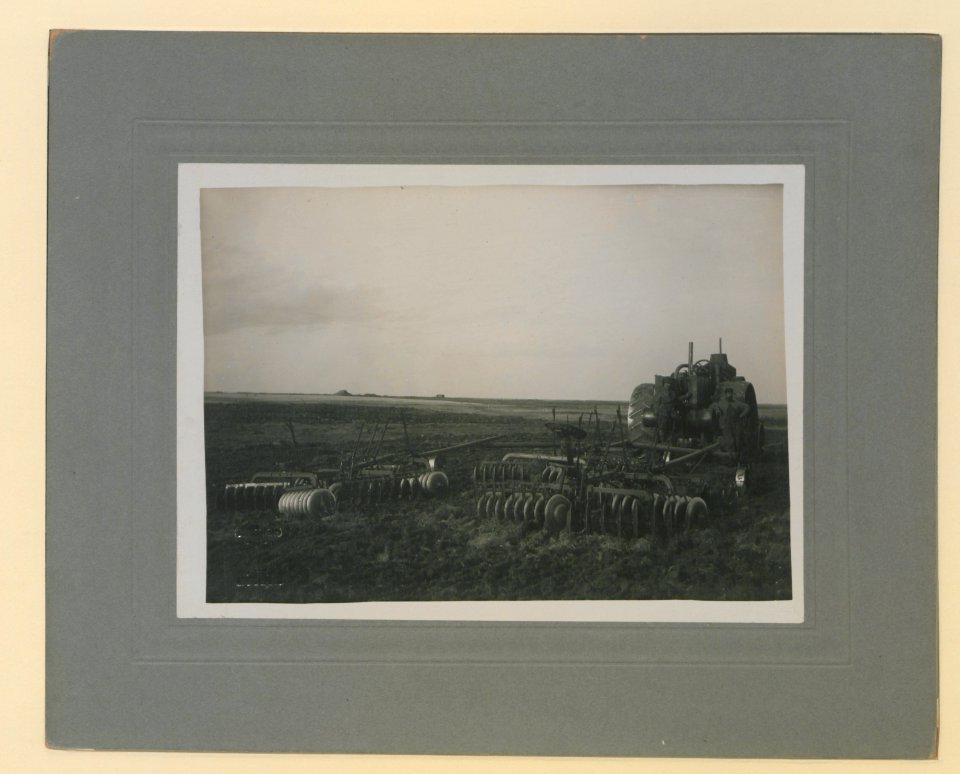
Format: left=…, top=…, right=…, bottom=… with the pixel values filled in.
left=712, top=387, right=750, bottom=454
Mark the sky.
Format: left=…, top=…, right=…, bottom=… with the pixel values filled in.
left=200, top=184, right=786, bottom=403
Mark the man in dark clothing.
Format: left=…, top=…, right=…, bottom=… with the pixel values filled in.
left=712, top=387, right=751, bottom=454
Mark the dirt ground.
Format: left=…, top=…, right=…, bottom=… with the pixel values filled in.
left=204, top=394, right=792, bottom=603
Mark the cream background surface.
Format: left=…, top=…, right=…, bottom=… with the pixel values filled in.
left=3, top=1, right=952, bottom=771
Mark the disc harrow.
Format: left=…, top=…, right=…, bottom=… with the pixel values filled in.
left=472, top=458, right=709, bottom=543
left=219, top=468, right=451, bottom=515
left=220, top=471, right=330, bottom=513
left=474, top=485, right=708, bottom=542
left=468, top=340, right=766, bottom=542
left=472, top=461, right=534, bottom=484
left=327, top=471, right=450, bottom=508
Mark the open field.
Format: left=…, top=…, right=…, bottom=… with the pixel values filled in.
left=204, top=393, right=791, bottom=604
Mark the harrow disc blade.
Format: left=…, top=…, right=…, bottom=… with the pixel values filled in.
left=532, top=495, right=546, bottom=528
left=308, top=488, right=337, bottom=516
left=521, top=494, right=534, bottom=523
left=662, top=495, right=678, bottom=539
left=503, top=494, right=517, bottom=523
left=544, top=493, right=572, bottom=535
left=423, top=471, right=450, bottom=497
left=686, top=496, right=708, bottom=525
left=632, top=491, right=651, bottom=537
left=674, top=496, right=690, bottom=535
left=651, top=493, right=664, bottom=538
left=408, top=477, right=421, bottom=499
left=328, top=482, right=342, bottom=503
left=510, top=493, right=522, bottom=522
left=625, top=496, right=641, bottom=538
left=278, top=488, right=333, bottom=518
left=513, top=493, right=527, bottom=522
left=609, top=494, right=623, bottom=535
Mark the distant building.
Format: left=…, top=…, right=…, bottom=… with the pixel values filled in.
left=435, top=394, right=446, bottom=399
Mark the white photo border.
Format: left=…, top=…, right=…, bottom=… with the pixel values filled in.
left=177, top=164, right=805, bottom=622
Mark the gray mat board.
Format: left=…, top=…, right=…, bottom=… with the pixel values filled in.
left=47, top=32, right=938, bottom=756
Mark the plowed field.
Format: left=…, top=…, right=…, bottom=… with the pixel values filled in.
left=205, top=394, right=792, bottom=603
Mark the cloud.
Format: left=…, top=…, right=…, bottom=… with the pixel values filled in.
left=202, top=254, right=383, bottom=336
left=199, top=184, right=787, bottom=401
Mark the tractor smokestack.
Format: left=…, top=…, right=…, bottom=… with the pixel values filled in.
left=688, top=341, right=693, bottom=369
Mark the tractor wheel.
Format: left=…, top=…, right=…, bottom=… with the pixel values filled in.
left=628, top=383, right=656, bottom=442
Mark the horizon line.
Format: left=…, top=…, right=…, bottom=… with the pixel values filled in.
left=203, top=390, right=788, bottom=407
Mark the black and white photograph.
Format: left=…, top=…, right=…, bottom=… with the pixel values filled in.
left=42, top=30, right=939, bottom=759
left=177, top=164, right=804, bottom=621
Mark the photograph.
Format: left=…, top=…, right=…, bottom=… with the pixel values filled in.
left=177, top=164, right=804, bottom=621
left=40, top=29, right=938, bottom=759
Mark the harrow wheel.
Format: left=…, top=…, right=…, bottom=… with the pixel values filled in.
left=627, top=382, right=655, bottom=442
